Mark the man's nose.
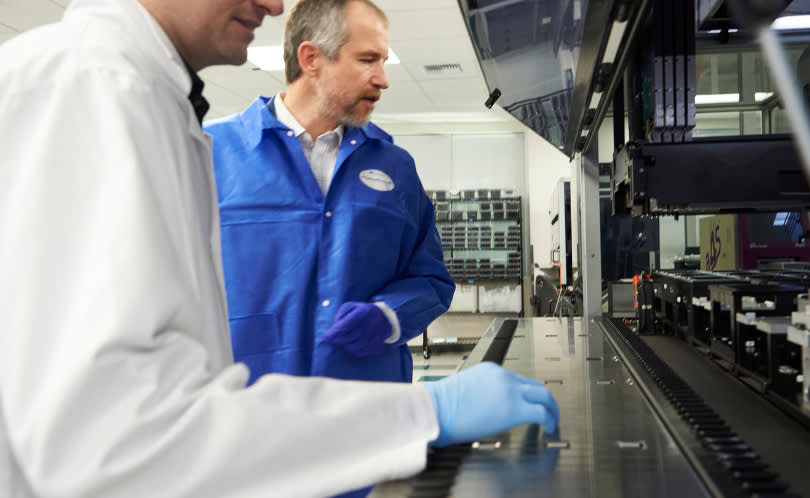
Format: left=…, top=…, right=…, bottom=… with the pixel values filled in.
left=255, top=0, right=284, bottom=17
left=372, top=61, right=389, bottom=89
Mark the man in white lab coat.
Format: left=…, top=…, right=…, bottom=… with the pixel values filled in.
left=0, top=0, right=560, bottom=497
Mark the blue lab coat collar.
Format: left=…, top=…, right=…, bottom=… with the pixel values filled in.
left=238, top=95, right=393, bottom=150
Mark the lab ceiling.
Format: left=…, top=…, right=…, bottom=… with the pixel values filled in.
left=0, top=0, right=522, bottom=127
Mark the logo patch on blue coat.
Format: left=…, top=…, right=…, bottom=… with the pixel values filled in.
left=359, top=169, right=395, bottom=192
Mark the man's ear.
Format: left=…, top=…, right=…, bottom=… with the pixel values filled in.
left=297, top=41, right=321, bottom=78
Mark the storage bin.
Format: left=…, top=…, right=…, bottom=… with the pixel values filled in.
left=448, top=284, right=478, bottom=312
left=478, top=284, right=522, bottom=313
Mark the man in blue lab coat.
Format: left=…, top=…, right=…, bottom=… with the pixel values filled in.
left=206, top=0, right=454, bottom=385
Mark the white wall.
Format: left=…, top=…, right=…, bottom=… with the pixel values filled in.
left=452, top=134, right=525, bottom=194
left=393, top=133, right=525, bottom=193
left=393, top=135, right=453, bottom=189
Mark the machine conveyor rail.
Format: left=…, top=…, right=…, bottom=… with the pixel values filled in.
left=603, top=317, right=797, bottom=498
left=373, top=318, right=756, bottom=497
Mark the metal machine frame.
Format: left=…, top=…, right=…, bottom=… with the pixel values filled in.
left=449, top=1, right=810, bottom=496
left=612, top=135, right=810, bottom=216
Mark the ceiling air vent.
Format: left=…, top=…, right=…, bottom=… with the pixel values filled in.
left=423, top=63, right=463, bottom=76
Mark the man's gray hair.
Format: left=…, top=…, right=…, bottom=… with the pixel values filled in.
left=283, top=0, right=388, bottom=84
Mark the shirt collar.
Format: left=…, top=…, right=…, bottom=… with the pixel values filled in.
left=240, top=96, right=280, bottom=149
left=273, top=93, right=344, bottom=144
left=239, top=95, right=365, bottom=150
left=182, top=59, right=210, bottom=125
left=127, top=0, right=192, bottom=96
left=66, top=0, right=201, bottom=121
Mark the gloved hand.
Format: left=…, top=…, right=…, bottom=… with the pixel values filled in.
left=320, top=301, right=392, bottom=357
left=423, top=362, right=560, bottom=447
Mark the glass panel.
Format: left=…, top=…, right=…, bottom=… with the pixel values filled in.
left=742, top=111, right=763, bottom=135
left=776, top=3, right=810, bottom=19
left=696, top=53, right=739, bottom=99
left=693, top=44, right=809, bottom=135
left=772, top=107, right=792, bottom=134
left=741, top=51, right=773, bottom=104
left=693, top=111, right=740, bottom=137
left=459, top=0, right=589, bottom=149
left=740, top=46, right=807, bottom=104
left=744, top=212, right=805, bottom=244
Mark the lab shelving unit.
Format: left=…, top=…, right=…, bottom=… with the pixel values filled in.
left=427, top=189, right=524, bottom=315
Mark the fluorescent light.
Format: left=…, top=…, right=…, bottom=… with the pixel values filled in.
left=695, top=93, right=740, bottom=104
left=247, top=45, right=400, bottom=71
left=588, top=91, right=602, bottom=109
left=772, top=15, right=810, bottom=30
left=755, top=92, right=775, bottom=102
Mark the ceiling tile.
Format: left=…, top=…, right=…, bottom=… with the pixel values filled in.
left=393, top=36, right=477, bottom=61
left=391, top=36, right=482, bottom=83
left=382, top=63, right=413, bottom=82
left=405, top=61, right=483, bottom=82
left=419, top=78, right=491, bottom=112
left=377, top=79, right=435, bottom=114
left=203, top=82, right=250, bottom=106
left=0, top=0, right=497, bottom=129
left=202, top=65, right=285, bottom=99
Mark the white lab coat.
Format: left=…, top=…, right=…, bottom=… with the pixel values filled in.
left=0, top=1, right=438, bottom=497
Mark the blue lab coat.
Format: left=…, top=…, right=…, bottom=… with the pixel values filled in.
left=206, top=96, right=454, bottom=384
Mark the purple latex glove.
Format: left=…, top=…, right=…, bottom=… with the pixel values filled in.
left=320, top=301, right=393, bottom=357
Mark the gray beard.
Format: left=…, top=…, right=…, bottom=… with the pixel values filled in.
left=317, top=88, right=372, bottom=128
left=340, top=113, right=371, bottom=128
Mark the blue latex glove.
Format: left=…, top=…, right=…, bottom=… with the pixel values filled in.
left=424, top=362, right=560, bottom=447
left=320, top=302, right=392, bottom=357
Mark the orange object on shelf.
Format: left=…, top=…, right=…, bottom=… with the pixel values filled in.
left=632, top=273, right=651, bottom=310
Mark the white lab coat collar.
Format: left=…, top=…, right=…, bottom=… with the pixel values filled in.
left=66, top=0, right=196, bottom=124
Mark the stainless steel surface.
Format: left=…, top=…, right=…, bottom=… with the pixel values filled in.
left=578, top=140, right=602, bottom=321
left=374, top=318, right=712, bottom=497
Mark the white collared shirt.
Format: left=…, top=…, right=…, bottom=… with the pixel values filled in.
left=274, top=94, right=344, bottom=194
